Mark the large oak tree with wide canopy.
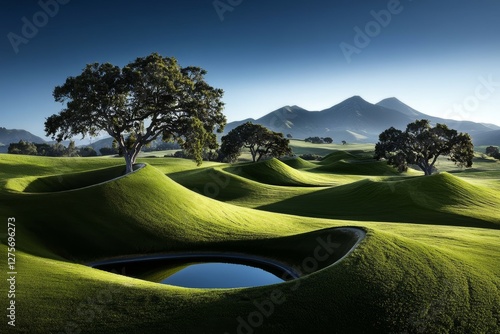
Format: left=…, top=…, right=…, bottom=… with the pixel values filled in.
left=45, top=53, right=226, bottom=174
left=374, top=119, right=474, bottom=176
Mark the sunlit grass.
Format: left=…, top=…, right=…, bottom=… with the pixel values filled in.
left=0, top=149, right=499, bottom=333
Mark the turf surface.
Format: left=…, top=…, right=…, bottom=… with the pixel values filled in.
left=0, top=147, right=499, bottom=333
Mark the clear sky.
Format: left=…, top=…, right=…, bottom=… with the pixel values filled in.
left=1, top=0, right=500, bottom=140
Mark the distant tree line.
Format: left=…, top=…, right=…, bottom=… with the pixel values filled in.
left=486, top=146, right=500, bottom=160
left=172, top=148, right=220, bottom=162
left=305, top=136, right=333, bottom=144
left=8, top=140, right=97, bottom=157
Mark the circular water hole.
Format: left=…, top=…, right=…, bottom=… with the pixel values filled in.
left=89, top=253, right=300, bottom=289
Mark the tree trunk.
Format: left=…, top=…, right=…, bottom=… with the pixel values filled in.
left=250, top=147, right=257, bottom=162
left=123, top=147, right=141, bottom=174
left=419, top=162, right=433, bottom=176
left=124, top=152, right=135, bottom=174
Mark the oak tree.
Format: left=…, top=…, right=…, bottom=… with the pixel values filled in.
left=220, top=122, right=292, bottom=162
left=375, top=119, right=474, bottom=176
left=45, top=53, right=226, bottom=173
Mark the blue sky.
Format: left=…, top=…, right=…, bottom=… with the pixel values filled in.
left=1, top=0, right=500, bottom=140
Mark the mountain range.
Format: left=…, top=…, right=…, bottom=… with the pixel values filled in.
left=224, top=96, right=500, bottom=145
left=0, top=127, right=46, bottom=153
left=1, top=97, right=499, bottom=153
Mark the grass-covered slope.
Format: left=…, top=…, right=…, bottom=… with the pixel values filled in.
left=5, top=165, right=128, bottom=193
left=2, top=164, right=322, bottom=261
left=317, top=150, right=359, bottom=165
left=1, top=226, right=499, bottom=333
left=259, top=172, right=500, bottom=228
left=168, top=166, right=316, bottom=207
left=280, top=157, right=318, bottom=169
left=317, top=159, right=401, bottom=175
left=0, top=154, right=499, bottom=333
left=226, top=158, right=333, bottom=186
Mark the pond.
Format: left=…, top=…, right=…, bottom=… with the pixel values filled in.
left=90, top=253, right=298, bottom=289
left=158, top=262, right=284, bottom=288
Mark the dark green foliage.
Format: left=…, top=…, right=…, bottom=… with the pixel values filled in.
left=305, top=136, right=333, bottom=144
left=45, top=52, right=226, bottom=173
left=142, top=140, right=180, bottom=152
left=486, top=146, right=500, bottom=159
left=78, top=146, right=97, bottom=157
left=8, top=140, right=37, bottom=155
left=220, top=122, right=292, bottom=162
left=99, top=146, right=118, bottom=156
left=172, top=148, right=219, bottom=161
left=375, top=119, right=474, bottom=175
left=305, top=136, right=323, bottom=144
left=8, top=140, right=79, bottom=157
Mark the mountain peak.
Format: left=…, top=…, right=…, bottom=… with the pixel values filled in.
left=345, top=95, right=367, bottom=103
left=376, top=98, right=424, bottom=117
left=378, top=97, right=401, bottom=104
left=327, top=96, right=373, bottom=111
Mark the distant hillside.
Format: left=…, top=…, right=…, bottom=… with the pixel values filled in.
left=86, top=137, right=115, bottom=152
left=471, top=130, right=500, bottom=146
left=378, top=98, right=492, bottom=137
left=480, top=123, right=500, bottom=131
left=224, top=96, right=497, bottom=144
left=0, top=127, right=46, bottom=153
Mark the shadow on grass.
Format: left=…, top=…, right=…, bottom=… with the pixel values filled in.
left=256, top=180, right=499, bottom=230
left=23, top=166, right=127, bottom=193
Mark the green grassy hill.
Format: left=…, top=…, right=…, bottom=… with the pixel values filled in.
left=280, top=157, right=317, bottom=169
left=258, top=172, right=500, bottom=228
left=226, top=158, right=333, bottom=186
left=0, top=153, right=499, bottom=333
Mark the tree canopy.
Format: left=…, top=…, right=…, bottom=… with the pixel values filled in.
left=486, top=146, right=500, bottom=159
left=374, top=119, right=474, bottom=176
left=8, top=140, right=82, bottom=157
left=305, top=136, right=333, bottom=144
left=45, top=53, right=226, bottom=173
left=220, top=122, right=292, bottom=162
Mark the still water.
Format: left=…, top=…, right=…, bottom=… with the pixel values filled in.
left=159, top=262, right=284, bottom=288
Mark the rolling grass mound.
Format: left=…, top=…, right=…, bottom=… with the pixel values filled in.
left=3, top=164, right=322, bottom=261
left=228, top=158, right=332, bottom=186
left=280, top=157, right=318, bottom=169
left=5, top=165, right=128, bottom=193
left=0, top=154, right=122, bottom=180
left=259, top=172, right=500, bottom=228
left=316, top=159, right=400, bottom=175
left=1, top=156, right=499, bottom=333
left=318, top=151, right=359, bottom=165
left=168, top=167, right=280, bottom=203
left=3, top=226, right=499, bottom=333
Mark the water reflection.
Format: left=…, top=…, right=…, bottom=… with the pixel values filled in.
left=158, top=262, right=284, bottom=288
